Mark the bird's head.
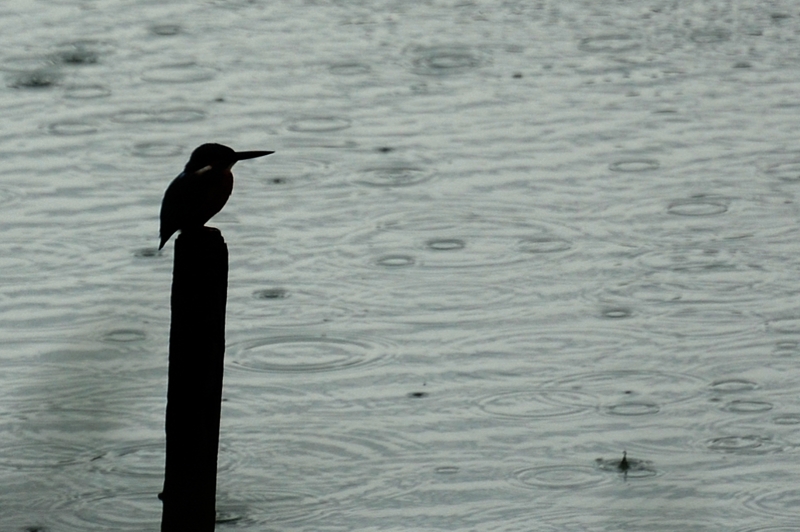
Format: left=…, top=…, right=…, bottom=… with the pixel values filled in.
left=185, top=143, right=273, bottom=174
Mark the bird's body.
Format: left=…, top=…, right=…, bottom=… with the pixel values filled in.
left=159, top=143, right=273, bottom=249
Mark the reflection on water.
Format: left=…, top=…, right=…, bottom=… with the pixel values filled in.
left=2, top=0, right=800, bottom=530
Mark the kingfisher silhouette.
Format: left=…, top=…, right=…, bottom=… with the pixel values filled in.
left=158, top=143, right=273, bottom=249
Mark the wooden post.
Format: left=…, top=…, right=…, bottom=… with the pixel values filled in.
left=161, top=228, right=228, bottom=532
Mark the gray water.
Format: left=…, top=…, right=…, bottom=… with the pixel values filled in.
left=1, top=0, right=800, bottom=530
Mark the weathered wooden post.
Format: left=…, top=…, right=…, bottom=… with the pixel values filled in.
left=161, top=227, right=228, bottom=532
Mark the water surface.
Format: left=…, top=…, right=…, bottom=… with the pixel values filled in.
left=1, top=1, right=800, bottom=530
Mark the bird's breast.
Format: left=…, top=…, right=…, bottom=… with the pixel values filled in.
left=203, top=168, right=233, bottom=217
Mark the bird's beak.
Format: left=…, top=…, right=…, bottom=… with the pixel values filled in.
left=234, top=150, right=274, bottom=161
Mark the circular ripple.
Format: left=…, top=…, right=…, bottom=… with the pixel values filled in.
left=517, top=236, right=572, bottom=254
left=479, top=390, right=597, bottom=419
left=231, top=430, right=424, bottom=468
left=512, top=465, right=606, bottom=490
left=655, top=307, right=760, bottom=341
left=230, top=281, right=356, bottom=327
left=609, top=159, right=660, bottom=172
left=553, top=370, right=704, bottom=405
left=329, top=62, right=371, bottom=75
left=54, top=490, right=160, bottom=531
left=0, top=441, right=97, bottom=470
left=141, top=62, right=216, bottom=83
left=246, top=154, right=330, bottom=189
left=767, top=317, right=800, bottom=335
left=215, top=488, right=328, bottom=525
left=132, top=142, right=183, bottom=158
left=773, top=414, right=800, bottom=425
left=375, top=254, right=415, bottom=268
left=339, top=273, right=523, bottom=325
left=764, top=161, right=800, bottom=182
left=102, top=329, right=146, bottom=343
left=63, top=84, right=111, bottom=99
left=620, top=260, right=761, bottom=310
left=775, top=340, right=799, bottom=353
left=228, top=335, right=385, bottom=373
left=47, top=120, right=98, bottom=136
left=604, top=401, right=661, bottom=416
left=151, top=23, right=181, bottom=36
left=601, top=307, right=632, bottom=319
left=285, top=116, right=351, bottom=133
left=426, top=238, right=466, bottom=251
left=356, top=206, right=578, bottom=270
left=111, top=107, right=205, bottom=124
left=635, top=246, right=755, bottom=281
left=690, top=28, right=732, bottom=44
left=578, top=34, right=640, bottom=53
left=707, top=435, right=784, bottom=455
left=667, top=198, right=729, bottom=216
left=90, top=441, right=164, bottom=479
left=7, top=392, right=158, bottom=436
left=710, top=378, right=758, bottom=393
left=722, top=400, right=774, bottom=414
left=355, top=165, right=434, bottom=187
left=408, top=44, right=486, bottom=76
left=746, top=488, right=800, bottom=519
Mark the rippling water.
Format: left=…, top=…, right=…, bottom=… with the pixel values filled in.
left=2, top=0, right=800, bottom=530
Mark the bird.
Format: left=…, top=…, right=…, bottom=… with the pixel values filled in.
left=158, top=143, right=273, bottom=249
